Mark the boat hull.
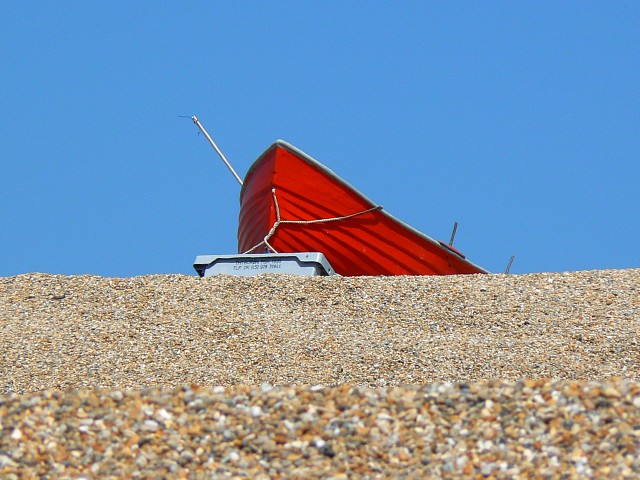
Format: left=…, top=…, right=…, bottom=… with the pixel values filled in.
left=238, top=141, right=487, bottom=276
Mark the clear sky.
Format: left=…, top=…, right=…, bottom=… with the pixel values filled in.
left=2, top=2, right=638, bottom=277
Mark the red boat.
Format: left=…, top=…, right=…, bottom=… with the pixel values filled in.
left=238, top=140, right=488, bottom=276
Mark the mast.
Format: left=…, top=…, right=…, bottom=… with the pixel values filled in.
left=191, top=116, right=243, bottom=186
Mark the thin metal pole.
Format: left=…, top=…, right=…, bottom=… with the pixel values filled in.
left=191, top=116, right=243, bottom=186
left=505, top=255, right=515, bottom=274
left=449, top=221, right=458, bottom=246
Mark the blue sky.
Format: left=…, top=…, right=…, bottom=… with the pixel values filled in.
left=2, top=2, right=638, bottom=277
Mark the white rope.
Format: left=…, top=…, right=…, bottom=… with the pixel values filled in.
left=243, top=188, right=383, bottom=254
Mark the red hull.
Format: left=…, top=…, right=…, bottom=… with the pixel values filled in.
left=238, top=141, right=487, bottom=276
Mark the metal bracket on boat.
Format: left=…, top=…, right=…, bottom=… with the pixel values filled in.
left=193, top=252, right=336, bottom=277
left=449, top=221, right=458, bottom=247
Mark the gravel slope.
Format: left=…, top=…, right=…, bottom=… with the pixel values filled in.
left=0, top=269, right=638, bottom=477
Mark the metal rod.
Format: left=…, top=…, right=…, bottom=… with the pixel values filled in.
left=505, top=255, right=515, bottom=274
left=449, top=221, right=458, bottom=246
left=191, top=116, right=243, bottom=186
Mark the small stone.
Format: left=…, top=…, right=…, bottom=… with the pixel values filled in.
left=313, top=438, right=326, bottom=448
left=602, top=387, right=621, bottom=398
left=318, top=444, right=336, bottom=458
left=249, top=405, right=262, bottom=417
left=253, top=434, right=277, bottom=453
left=483, top=427, right=498, bottom=440
left=141, top=420, right=159, bottom=432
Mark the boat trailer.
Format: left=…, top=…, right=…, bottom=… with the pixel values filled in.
left=193, top=252, right=336, bottom=277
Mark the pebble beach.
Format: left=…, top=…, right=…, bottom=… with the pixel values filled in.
left=1, top=269, right=639, bottom=478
